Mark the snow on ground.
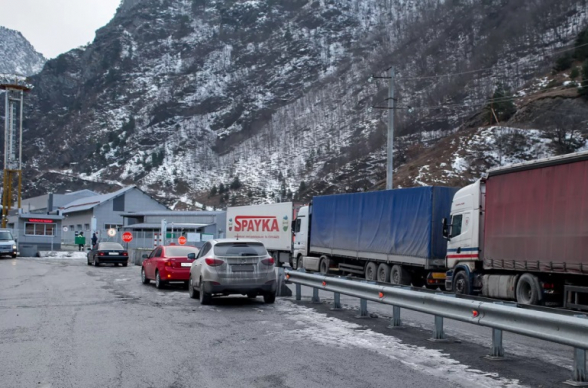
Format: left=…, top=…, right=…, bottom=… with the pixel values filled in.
left=35, top=251, right=87, bottom=259
left=276, top=303, right=525, bottom=388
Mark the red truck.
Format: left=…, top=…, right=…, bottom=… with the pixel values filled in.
left=444, top=151, right=588, bottom=309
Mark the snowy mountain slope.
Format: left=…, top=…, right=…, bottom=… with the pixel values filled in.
left=0, top=27, right=46, bottom=76
left=15, top=0, right=588, bottom=206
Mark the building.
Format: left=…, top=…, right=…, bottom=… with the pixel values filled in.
left=121, top=210, right=226, bottom=249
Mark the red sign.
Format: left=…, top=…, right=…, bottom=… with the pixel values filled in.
left=122, top=232, right=133, bottom=243
left=178, top=236, right=187, bottom=245
left=233, top=216, right=279, bottom=232
left=28, top=218, right=53, bottom=223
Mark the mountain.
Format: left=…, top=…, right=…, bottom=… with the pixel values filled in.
left=16, top=0, right=588, bottom=208
left=0, top=27, right=46, bottom=76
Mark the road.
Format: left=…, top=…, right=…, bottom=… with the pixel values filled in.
left=0, top=257, right=574, bottom=388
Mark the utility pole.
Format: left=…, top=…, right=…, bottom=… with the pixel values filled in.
left=386, top=67, right=395, bottom=190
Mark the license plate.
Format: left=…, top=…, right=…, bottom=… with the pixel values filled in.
left=181, top=263, right=191, bottom=267
left=231, top=264, right=254, bottom=272
left=108, top=252, right=118, bottom=255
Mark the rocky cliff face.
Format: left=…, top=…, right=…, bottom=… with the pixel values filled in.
left=17, top=0, right=588, bottom=207
left=0, top=27, right=46, bottom=76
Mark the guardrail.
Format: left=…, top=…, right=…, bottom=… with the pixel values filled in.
left=285, top=270, right=588, bottom=386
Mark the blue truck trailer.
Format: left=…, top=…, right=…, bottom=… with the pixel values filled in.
left=292, top=186, right=458, bottom=286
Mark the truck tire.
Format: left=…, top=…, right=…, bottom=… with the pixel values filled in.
left=291, top=254, right=302, bottom=270
left=377, top=263, right=391, bottom=283
left=365, top=262, right=378, bottom=281
left=516, top=273, right=541, bottom=305
left=391, top=265, right=411, bottom=286
left=453, top=271, right=471, bottom=295
left=319, top=256, right=330, bottom=274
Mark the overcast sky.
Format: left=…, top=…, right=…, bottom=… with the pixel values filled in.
left=0, top=0, right=121, bottom=59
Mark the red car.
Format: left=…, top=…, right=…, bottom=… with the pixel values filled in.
left=141, top=245, right=199, bottom=289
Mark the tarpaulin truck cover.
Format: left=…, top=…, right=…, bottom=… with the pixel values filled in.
left=310, top=187, right=458, bottom=264
left=484, top=154, right=588, bottom=274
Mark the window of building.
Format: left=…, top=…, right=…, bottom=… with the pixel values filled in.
left=104, top=224, right=123, bottom=231
left=24, top=223, right=56, bottom=236
left=84, top=224, right=90, bottom=231
left=113, top=194, right=125, bottom=211
left=76, top=224, right=82, bottom=231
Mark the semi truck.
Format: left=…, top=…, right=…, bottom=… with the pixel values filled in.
left=445, top=150, right=588, bottom=308
left=226, top=202, right=295, bottom=267
left=293, top=187, right=458, bottom=287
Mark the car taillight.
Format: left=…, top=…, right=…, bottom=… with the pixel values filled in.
left=261, top=257, right=275, bottom=266
left=99, top=252, right=105, bottom=256
left=205, top=258, right=224, bottom=266
left=165, top=260, right=173, bottom=267
left=122, top=252, right=128, bottom=256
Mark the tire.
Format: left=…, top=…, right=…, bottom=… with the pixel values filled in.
left=123, top=262, right=128, bottom=267
left=12, top=254, right=16, bottom=259
left=141, top=268, right=150, bottom=284
left=114, top=263, right=119, bottom=267
left=87, top=257, right=91, bottom=266
left=264, top=292, right=276, bottom=304
left=199, top=278, right=212, bottom=305
left=292, top=254, right=302, bottom=270
left=94, top=257, right=100, bottom=267
left=390, top=265, right=411, bottom=286
left=377, top=263, right=391, bottom=283
left=319, top=256, right=330, bottom=275
left=516, top=273, right=541, bottom=305
left=365, top=262, right=378, bottom=281
left=453, top=270, right=471, bottom=295
left=155, top=271, right=165, bottom=289
left=247, top=292, right=257, bottom=299
left=188, top=276, right=198, bottom=299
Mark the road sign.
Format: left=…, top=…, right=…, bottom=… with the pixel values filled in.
left=178, top=236, right=187, bottom=245
left=62, top=226, right=68, bottom=232
left=122, top=232, right=133, bottom=243
left=107, top=228, right=116, bottom=237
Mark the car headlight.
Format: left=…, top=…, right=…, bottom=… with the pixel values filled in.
left=12, top=245, right=16, bottom=249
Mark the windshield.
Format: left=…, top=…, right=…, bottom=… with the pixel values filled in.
left=0, top=231, right=14, bottom=241
left=165, top=246, right=199, bottom=257
left=214, top=242, right=267, bottom=257
left=98, top=242, right=124, bottom=250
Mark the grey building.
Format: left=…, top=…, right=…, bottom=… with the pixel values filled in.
left=8, top=213, right=64, bottom=255
left=121, top=210, right=227, bottom=249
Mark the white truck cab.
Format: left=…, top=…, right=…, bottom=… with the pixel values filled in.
left=292, top=205, right=310, bottom=269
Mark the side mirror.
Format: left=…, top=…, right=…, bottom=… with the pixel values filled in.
left=142, top=253, right=149, bottom=259
left=442, top=218, right=451, bottom=240
left=187, top=253, right=196, bottom=260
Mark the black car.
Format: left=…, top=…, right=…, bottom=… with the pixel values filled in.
left=87, top=242, right=129, bottom=267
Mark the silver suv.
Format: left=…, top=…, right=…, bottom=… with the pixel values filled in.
left=188, top=238, right=276, bottom=305
left=0, top=229, right=17, bottom=258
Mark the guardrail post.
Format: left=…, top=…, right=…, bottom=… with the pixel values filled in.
left=331, top=292, right=342, bottom=311
left=564, top=314, right=588, bottom=386
left=428, top=315, right=448, bottom=342
left=311, top=287, right=320, bottom=303
left=485, top=329, right=505, bottom=360
left=295, top=284, right=301, bottom=301
left=356, top=298, right=369, bottom=318
left=388, top=305, right=401, bottom=328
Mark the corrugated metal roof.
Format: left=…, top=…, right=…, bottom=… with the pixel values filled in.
left=61, top=186, right=134, bottom=214
left=121, top=210, right=225, bottom=216
left=124, top=223, right=210, bottom=229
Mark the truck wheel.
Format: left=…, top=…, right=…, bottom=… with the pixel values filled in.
left=391, top=265, right=411, bottom=286
left=377, top=263, right=391, bottom=283
left=319, top=257, right=330, bottom=274
left=292, top=254, right=302, bottom=270
left=453, top=271, right=471, bottom=294
left=365, top=262, right=378, bottom=281
left=516, top=273, right=541, bottom=305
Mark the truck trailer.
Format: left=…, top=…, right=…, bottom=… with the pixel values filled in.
left=445, top=151, right=588, bottom=308
left=293, top=187, right=458, bottom=287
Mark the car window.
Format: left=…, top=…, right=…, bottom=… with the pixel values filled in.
left=155, top=248, right=163, bottom=257
left=196, top=243, right=210, bottom=259
left=451, top=214, right=463, bottom=238
left=0, top=231, right=13, bottom=240
left=98, top=242, right=124, bottom=250
left=165, top=246, right=199, bottom=257
left=214, top=242, right=267, bottom=256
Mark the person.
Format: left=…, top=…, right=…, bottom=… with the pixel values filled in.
left=91, top=232, right=98, bottom=249
left=76, top=232, right=86, bottom=251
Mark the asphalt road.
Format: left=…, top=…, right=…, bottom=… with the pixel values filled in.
left=0, top=257, right=574, bottom=388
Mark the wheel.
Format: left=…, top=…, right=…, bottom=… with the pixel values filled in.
left=319, top=256, right=330, bottom=274
left=94, top=257, right=100, bottom=267
left=365, top=262, right=378, bottom=281
left=199, top=278, right=212, bottom=305
left=264, top=292, right=276, bottom=304
left=247, top=292, right=257, bottom=299
left=292, top=254, right=302, bottom=270
left=122, top=262, right=128, bottom=267
left=188, top=276, right=199, bottom=299
left=183, top=281, right=190, bottom=289
left=141, top=268, right=150, bottom=284
left=155, top=271, right=165, bottom=289
left=114, top=263, right=119, bottom=267
left=377, top=263, right=391, bottom=283
left=87, top=257, right=91, bottom=266
left=516, top=273, right=541, bottom=305
left=390, top=265, right=411, bottom=285
left=453, top=271, right=471, bottom=295
left=12, top=254, right=16, bottom=259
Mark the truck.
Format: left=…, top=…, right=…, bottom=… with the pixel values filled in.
left=293, top=187, right=458, bottom=287
left=226, top=202, right=295, bottom=267
left=445, top=150, right=588, bottom=308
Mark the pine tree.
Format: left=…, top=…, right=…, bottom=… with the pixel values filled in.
left=486, top=85, right=516, bottom=124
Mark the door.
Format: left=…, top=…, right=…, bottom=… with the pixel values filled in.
left=192, top=242, right=211, bottom=288
left=147, top=247, right=162, bottom=279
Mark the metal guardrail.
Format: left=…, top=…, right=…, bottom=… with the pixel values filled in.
left=285, top=270, right=588, bottom=387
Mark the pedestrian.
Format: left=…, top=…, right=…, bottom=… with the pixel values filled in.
left=91, top=232, right=98, bottom=249
left=76, top=231, right=86, bottom=251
